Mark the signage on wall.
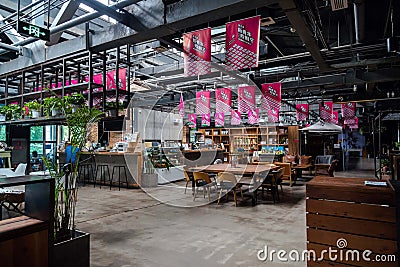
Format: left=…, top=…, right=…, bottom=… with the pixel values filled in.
left=17, top=20, right=50, bottom=41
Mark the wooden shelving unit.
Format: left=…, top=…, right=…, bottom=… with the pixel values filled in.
left=198, top=126, right=298, bottom=155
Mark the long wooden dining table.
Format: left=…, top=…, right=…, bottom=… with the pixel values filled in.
left=188, top=163, right=280, bottom=206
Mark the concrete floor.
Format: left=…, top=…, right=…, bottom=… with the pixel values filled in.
left=74, top=159, right=376, bottom=267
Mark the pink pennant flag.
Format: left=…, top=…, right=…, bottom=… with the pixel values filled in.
left=296, top=104, right=309, bottom=121
left=231, top=110, right=242, bottom=125
left=332, top=111, right=339, bottom=124
left=215, top=88, right=232, bottom=114
left=238, top=86, right=256, bottom=113
left=196, top=91, right=211, bottom=115
left=226, top=16, right=260, bottom=70
left=341, top=102, right=356, bottom=118
left=320, top=101, right=333, bottom=122
left=201, top=114, right=211, bottom=126
left=248, top=109, right=259, bottom=125
left=215, top=112, right=225, bottom=127
left=268, top=108, right=279, bottom=122
left=183, top=28, right=212, bottom=76
left=188, top=114, right=197, bottom=128
left=261, top=83, right=282, bottom=111
left=179, top=93, right=184, bottom=118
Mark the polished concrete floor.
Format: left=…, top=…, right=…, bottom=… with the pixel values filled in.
left=75, top=158, right=376, bottom=267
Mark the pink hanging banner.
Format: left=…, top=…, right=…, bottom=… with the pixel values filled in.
left=238, top=86, right=256, bottom=113
left=268, top=108, right=279, bottom=122
left=201, top=114, right=211, bottom=126
left=215, top=88, right=232, bottom=114
left=296, top=104, right=309, bottom=121
left=196, top=91, right=211, bottom=115
left=188, top=114, right=197, bottom=128
left=320, top=101, right=333, bottom=122
left=332, top=111, right=339, bottom=124
left=341, top=102, right=356, bottom=118
left=215, top=112, right=225, bottom=127
left=183, top=28, right=211, bottom=77
left=107, top=68, right=127, bottom=91
left=261, top=83, right=282, bottom=111
left=231, top=110, right=242, bottom=125
left=248, top=108, right=259, bottom=125
left=349, top=117, right=359, bottom=129
left=179, top=94, right=184, bottom=118
left=226, top=16, right=260, bottom=70
left=344, top=117, right=357, bottom=125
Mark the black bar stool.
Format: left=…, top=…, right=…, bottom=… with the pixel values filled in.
left=111, top=165, right=128, bottom=190
left=96, top=164, right=111, bottom=189
left=78, top=163, right=95, bottom=186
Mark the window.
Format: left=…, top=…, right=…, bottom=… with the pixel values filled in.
left=0, top=125, right=6, bottom=141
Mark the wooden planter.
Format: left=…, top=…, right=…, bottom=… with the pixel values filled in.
left=53, top=230, right=90, bottom=267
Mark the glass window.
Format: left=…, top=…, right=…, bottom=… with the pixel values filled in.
left=0, top=125, right=6, bottom=141
left=30, top=126, right=43, bottom=141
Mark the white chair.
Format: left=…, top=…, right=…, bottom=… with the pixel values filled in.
left=0, top=163, right=27, bottom=177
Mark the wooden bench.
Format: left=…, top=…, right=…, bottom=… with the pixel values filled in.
left=0, top=215, right=49, bottom=267
left=307, top=176, right=398, bottom=266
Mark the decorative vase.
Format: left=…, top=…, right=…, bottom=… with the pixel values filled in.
left=31, top=110, right=41, bottom=118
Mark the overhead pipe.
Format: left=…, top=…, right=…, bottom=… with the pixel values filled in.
left=0, top=0, right=143, bottom=55
left=0, top=42, right=20, bottom=52
left=353, top=2, right=360, bottom=44
left=0, top=0, right=43, bottom=23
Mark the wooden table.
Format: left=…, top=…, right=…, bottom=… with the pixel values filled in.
left=291, top=164, right=312, bottom=178
left=189, top=164, right=280, bottom=205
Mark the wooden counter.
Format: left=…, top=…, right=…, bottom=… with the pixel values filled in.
left=58, top=151, right=142, bottom=186
left=306, top=176, right=397, bottom=266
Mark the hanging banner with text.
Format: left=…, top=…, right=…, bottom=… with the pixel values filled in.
left=188, top=114, right=197, bottom=128
left=261, top=82, right=282, bottom=111
left=201, top=114, right=211, bottom=126
left=348, top=117, right=359, bottom=129
left=320, top=101, right=333, bottom=122
left=238, top=86, right=256, bottom=113
left=215, top=88, right=232, bottom=114
left=296, top=103, right=309, bottom=121
left=231, top=110, right=242, bottom=125
left=107, top=68, right=127, bottom=91
left=226, top=16, right=260, bottom=70
left=183, top=28, right=211, bottom=76
left=179, top=94, right=184, bottom=118
left=215, top=112, right=225, bottom=127
left=268, top=108, right=279, bottom=123
left=332, top=111, right=339, bottom=124
left=341, top=102, right=356, bottom=118
left=248, top=108, right=259, bottom=125
left=196, top=91, right=211, bottom=115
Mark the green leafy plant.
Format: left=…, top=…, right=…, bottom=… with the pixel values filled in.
left=48, top=106, right=103, bottom=242
left=105, top=101, right=124, bottom=111
left=24, top=100, right=42, bottom=111
left=43, top=97, right=63, bottom=116
left=4, top=104, right=22, bottom=120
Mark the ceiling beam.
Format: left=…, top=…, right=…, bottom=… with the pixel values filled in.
left=279, top=0, right=331, bottom=72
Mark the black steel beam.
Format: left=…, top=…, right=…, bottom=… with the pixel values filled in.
left=280, top=0, right=331, bottom=72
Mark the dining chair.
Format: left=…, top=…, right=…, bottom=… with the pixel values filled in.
left=193, top=172, right=215, bottom=202
left=183, top=170, right=193, bottom=194
left=217, top=172, right=243, bottom=207
left=274, top=162, right=296, bottom=186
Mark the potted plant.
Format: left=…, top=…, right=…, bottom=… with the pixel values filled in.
left=44, top=106, right=103, bottom=267
left=4, top=104, right=22, bottom=120
left=141, top=148, right=158, bottom=187
left=105, top=101, right=124, bottom=117
left=0, top=106, right=6, bottom=121
left=64, top=93, right=86, bottom=114
left=24, top=100, right=42, bottom=118
left=43, top=97, right=63, bottom=117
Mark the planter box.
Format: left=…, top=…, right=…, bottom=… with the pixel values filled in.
left=141, top=173, right=158, bottom=188
left=31, top=110, right=41, bottom=118
left=54, top=229, right=90, bottom=267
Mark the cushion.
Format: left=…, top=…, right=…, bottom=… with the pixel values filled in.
left=300, top=156, right=312, bottom=165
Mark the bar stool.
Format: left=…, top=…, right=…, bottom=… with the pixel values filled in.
left=96, top=164, right=111, bottom=189
left=111, top=165, right=128, bottom=190
left=78, top=163, right=95, bottom=186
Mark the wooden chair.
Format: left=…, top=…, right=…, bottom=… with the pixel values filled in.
left=217, top=172, right=243, bottom=206
left=260, top=168, right=283, bottom=203
left=193, top=172, right=215, bottom=202
left=315, top=160, right=339, bottom=177
left=183, top=170, right=193, bottom=194
left=274, top=162, right=296, bottom=186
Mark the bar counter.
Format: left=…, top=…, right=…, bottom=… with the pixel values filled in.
left=58, top=151, right=142, bottom=186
